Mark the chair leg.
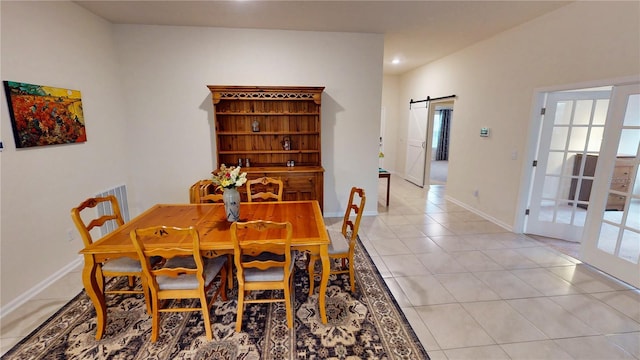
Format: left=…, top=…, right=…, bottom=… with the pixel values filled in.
left=236, top=287, right=245, bottom=332
left=215, top=265, right=228, bottom=302
left=349, top=259, right=356, bottom=293
left=200, top=293, right=213, bottom=340
left=226, top=254, right=234, bottom=287
left=97, top=267, right=105, bottom=294
left=140, top=275, right=152, bottom=315
left=151, top=297, right=160, bottom=342
left=284, top=285, right=293, bottom=329
left=286, top=271, right=294, bottom=328
left=127, top=275, right=135, bottom=288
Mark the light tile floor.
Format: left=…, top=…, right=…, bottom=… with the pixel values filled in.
left=358, top=175, right=639, bottom=360
left=2, top=174, right=639, bottom=359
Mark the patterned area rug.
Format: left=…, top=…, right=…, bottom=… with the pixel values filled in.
left=2, top=239, right=429, bottom=359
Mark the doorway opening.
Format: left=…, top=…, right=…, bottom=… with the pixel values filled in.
left=430, top=106, right=453, bottom=185
left=404, top=96, right=455, bottom=188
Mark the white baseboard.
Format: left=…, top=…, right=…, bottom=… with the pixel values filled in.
left=445, top=195, right=514, bottom=232
left=0, top=257, right=83, bottom=319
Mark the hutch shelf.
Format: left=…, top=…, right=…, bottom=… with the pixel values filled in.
left=208, top=85, right=325, bottom=209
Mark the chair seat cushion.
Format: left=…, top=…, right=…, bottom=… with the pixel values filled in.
left=327, top=229, right=350, bottom=254
left=157, top=256, right=226, bottom=290
left=102, top=257, right=142, bottom=272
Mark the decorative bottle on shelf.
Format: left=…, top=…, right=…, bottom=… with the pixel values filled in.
left=281, top=136, right=291, bottom=151
left=252, top=119, right=260, bottom=132
left=223, top=187, right=241, bottom=222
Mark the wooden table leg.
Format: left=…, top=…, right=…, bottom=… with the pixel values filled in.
left=385, top=174, right=390, bottom=206
left=379, top=171, right=391, bottom=206
left=82, top=255, right=107, bottom=340
left=318, top=244, right=329, bottom=324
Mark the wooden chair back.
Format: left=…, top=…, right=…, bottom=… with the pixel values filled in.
left=199, top=185, right=224, bottom=203
left=341, top=187, right=366, bottom=243
left=190, top=179, right=224, bottom=203
left=71, top=195, right=125, bottom=247
left=230, top=220, right=293, bottom=331
left=245, top=176, right=283, bottom=202
left=190, top=179, right=223, bottom=203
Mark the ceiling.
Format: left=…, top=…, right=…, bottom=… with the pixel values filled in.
left=73, top=0, right=571, bottom=75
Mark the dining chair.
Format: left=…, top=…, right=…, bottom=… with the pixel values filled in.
left=189, top=180, right=206, bottom=203
left=71, top=195, right=152, bottom=313
left=130, top=225, right=228, bottom=342
left=308, top=187, right=366, bottom=295
left=189, top=179, right=223, bottom=203
left=230, top=220, right=294, bottom=332
left=199, top=186, right=224, bottom=203
left=245, top=176, right=283, bottom=202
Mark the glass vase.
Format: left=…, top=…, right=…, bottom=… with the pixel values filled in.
left=223, top=187, right=241, bottom=222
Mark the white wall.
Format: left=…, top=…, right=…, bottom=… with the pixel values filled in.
left=0, top=2, right=383, bottom=309
left=392, top=1, right=640, bottom=229
left=111, top=25, right=383, bottom=219
left=1, top=1, right=130, bottom=308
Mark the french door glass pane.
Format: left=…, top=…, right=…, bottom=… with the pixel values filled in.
left=587, top=126, right=604, bottom=152
left=628, top=199, right=640, bottom=230
left=568, top=127, right=589, bottom=151
left=597, top=223, right=620, bottom=254
left=556, top=101, right=572, bottom=124
left=550, top=127, right=569, bottom=150
left=603, top=209, right=624, bottom=225
left=593, top=99, right=610, bottom=125
left=620, top=229, right=639, bottom=263
left=574, top=100, right=594, bottom=125
left=623, top=94, right=639, bottom=126
left=617, top=129, right=640, bottom=156
left=547, top=152, right=565, bottom=175
left=542, top=175, right=560, bottom=198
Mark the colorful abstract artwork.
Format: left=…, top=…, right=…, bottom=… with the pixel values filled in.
left=3, top=81, right=87, bottom=148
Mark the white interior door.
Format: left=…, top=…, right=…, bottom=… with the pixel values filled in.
left=582, top=83, right=640, bottom=287
left=405, top=101, right=428, bottom=187
left=526, top=89, right=611, bottom=242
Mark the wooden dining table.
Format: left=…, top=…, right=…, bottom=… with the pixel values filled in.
left=79, top=200, right=330, bottom=340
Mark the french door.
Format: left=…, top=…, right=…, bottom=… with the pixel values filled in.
left=405, top=101, right=428, bottom=187
left=526, top=89, right=611, bottom=242
left=582, top=83, right=640, bottom=287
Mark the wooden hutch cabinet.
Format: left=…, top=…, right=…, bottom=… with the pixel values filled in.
left=207, top=85, right=325, bottom=210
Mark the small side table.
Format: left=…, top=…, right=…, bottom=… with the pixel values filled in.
left=378, top=168, right=390, bottom=206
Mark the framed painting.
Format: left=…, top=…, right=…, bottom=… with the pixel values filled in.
left=3, top=81, right=87, bottom=148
